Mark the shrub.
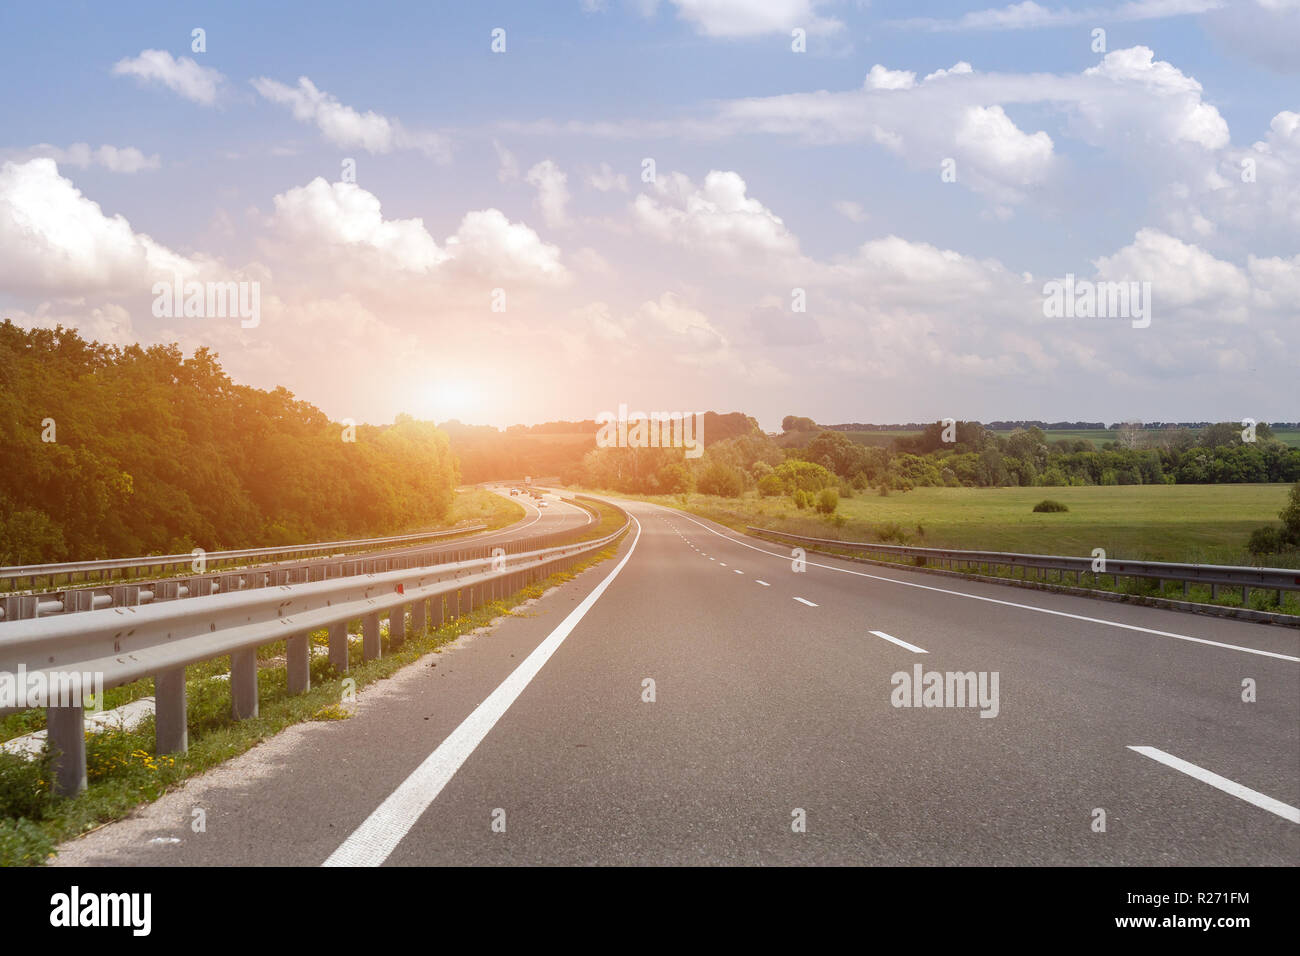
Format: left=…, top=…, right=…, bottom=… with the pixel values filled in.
left=0, top=818, right=54, bottom=867
left=815, top=488, right=839, bottom=514
left=1032, top=499, right=1069, bottom=513
left=696, top=460, right=745, bottom=497
left=0, top=749, right=54, bottom=821
left=1247, top=526, right=1282, bottom=555
left=792, top=489, right=809, bottom=509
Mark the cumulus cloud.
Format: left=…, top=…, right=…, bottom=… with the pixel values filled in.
left=252, top=77, right=450, bottom=160
left=864, top=65, right=916, bottom=90
left=270, top=178, right=448, bottom=273
left=632, top=170, right=801, bottom=266
left=443, top=209, right=569, bottom=283
left=0, top=159, right=199, bottom=295
left=111, top=50, right=224, bottom=105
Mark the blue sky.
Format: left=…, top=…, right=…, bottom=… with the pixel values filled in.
left=1, top=0, right=1296, bottom=429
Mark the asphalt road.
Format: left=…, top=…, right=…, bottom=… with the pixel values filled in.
left=53, top=497, right=1299, bottom=866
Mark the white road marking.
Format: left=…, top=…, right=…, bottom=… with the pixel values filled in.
left=794, top=597, right=818, bottom=607
left=657, top=509, right=1299, bottom=663
left=734, top=569, right=743, bottom=574
left=755, top=580, right=770, bottom=587
left=720, top=563, right=727, bottom=567
left=323, top=516, right=644, bottom=867
left=868, top=630, right=928, bottom=654
left=1128, top=746, right=1300, bottom=824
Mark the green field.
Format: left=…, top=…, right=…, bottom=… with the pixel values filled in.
left=624, top=483, right=1294, bottom=567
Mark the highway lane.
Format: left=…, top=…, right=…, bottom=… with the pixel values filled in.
left=52, top=496, right=1297, bottom=866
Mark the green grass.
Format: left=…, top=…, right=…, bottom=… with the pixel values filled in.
left=0, top=506, right=628, bottom=866
left=586, top=483, right=1295, bottom=566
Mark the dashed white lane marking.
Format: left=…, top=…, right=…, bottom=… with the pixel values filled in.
left=720, top=563, right=727, bottom=567
left=733, top=569, right=743, bottom=574
left=868, top=630, right=928, bottom=654
left=323, top=516, right=644, bottom=867
left=1127, top=746, right=1300, bottom=824
left=793, top=597, right=818, bottom=607
left=755, top=580, right=771, bottom=587
left=655, top=509, right=1299, bottom=663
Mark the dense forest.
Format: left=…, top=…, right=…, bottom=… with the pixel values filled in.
left=0, top=321, right=459, bottom=565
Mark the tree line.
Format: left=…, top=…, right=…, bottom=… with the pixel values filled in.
left=0, top=321, right=459, bottom=565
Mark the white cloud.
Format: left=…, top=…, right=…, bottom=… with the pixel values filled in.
left=954, top=105, right=1055, bottom=187
left=667, top=0, right=842, bottom=37
left=924, top=61, right=974, bottom=81
left=0, top=158, right=199, bottom=296
left=8, top=144, right=160, bottom=173
left=270, top=178, right=448, bottom=273
left=443, top=209, right=569, bottom=283
left=833, top=200, right=869, bottom=223
left=864, top=65, right=916, bottom=91
left=896, top=0, right=1224, bottom=32
left=525, top=159, right=571, bottom=227
left=494, top=140, right=520, bottom=182
left=111, top=50, right=224, bottom=105
left=252, top=77, right=450, bottom=160
left=632, top=170, right=801, bottom=266
left=588, top=161, right=629, bottom=192
left=1081, top=46, right=1228, bottom=149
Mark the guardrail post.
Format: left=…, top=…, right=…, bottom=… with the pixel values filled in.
left=390, top=606, right=407, bottom=647
left=412, top=599, right=427, bottom=635
left=230, top=650, right=259, bottom=719
left=287, top=634, right=310, bottom=694
left=112, top=584, right=141, bottom=607
left=363, top=612, right=381, bottom=661
left=328, top=622, right=349, bottom=673
left=47, top=704, right=87, bottom=796
left=155, top=666, right=188, bottom=753
left=2, top=594, right=38, bottom=620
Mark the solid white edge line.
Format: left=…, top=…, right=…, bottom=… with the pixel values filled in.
left=653, top=507, right=1299, bottom=663
left=322, top=514, right=643, bottom=867
left=1128, top=746, right=1300, bottom=824
left=794, top=597, right=818, bottom=607
left=869, top=629, right=929, bottom=654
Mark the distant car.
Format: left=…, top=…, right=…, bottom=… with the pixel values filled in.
left=537, top=500, right=548, bottom=508
left=509, top=488, right=518, bottom=495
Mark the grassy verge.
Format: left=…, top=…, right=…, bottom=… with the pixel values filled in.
left=0, top=524, right=626, bottom=866
left=570, top=485, right=1299, bottom=615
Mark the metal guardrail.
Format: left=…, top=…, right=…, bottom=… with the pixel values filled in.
left=2, top=498, right=629, bottom=795
left=0, top=525, right=498, bottom=623
left=746, top=527, right=1300, bottom=601
left=0, top=523, right=490, bottom=595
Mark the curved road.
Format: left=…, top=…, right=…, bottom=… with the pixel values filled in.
left=53, top=496, right=1298, bottom=866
